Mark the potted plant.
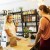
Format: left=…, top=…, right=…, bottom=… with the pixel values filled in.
left=23, top=27, right=32, bottom=38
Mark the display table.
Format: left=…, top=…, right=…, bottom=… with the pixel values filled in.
left=6, top=38, right=34, bottom=50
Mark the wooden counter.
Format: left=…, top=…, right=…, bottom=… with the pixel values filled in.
left=6, top=38, right=34, bottom=50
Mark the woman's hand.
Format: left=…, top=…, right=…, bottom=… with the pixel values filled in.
left=16, top=37, right=21, bottom=41
left=28, top=44, right=33, bottom=47
left=28, top=43, right=36, bottom=47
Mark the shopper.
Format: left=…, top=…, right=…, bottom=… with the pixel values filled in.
left=29, top=5, right=50, bottom=50
left=5, top=15, right=21, bottom=46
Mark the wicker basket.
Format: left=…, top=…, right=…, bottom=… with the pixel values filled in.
left=10, top=37, right=17, bottom=47
left=0, top=46, right=3, bottom=50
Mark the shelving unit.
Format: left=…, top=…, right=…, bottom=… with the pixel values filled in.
left=22, top=10, right=39, bottom=35
left=0, top=9, right=40, bottom=36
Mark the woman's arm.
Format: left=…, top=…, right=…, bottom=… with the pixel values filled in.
left=28, top=29, right=43, bottom=47
left=5, top=29, right=14, bottom=37
left=35, top=29, right=44, bottom=45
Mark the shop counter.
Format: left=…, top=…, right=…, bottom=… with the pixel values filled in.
left=6, top=38, right=34, bottom=50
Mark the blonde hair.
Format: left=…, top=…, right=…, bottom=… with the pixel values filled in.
left=6, top=14, right=13, bottom=22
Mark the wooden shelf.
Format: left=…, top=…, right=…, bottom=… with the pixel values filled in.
left=22, top=21, right=36, bottom=22
left=0, top=14, right=7, bottom=15
left=23, top=14, right=36, bottom=16
left=16, top=26, right=25, bottom=27
left=0, top=9, right=39, bottom=36
left=17, top=31, right=38, bottom=33
left=8, top=12, right=21, bottom=15
left=26, top=25, right=36, bottom=27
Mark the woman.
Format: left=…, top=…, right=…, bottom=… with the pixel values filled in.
left=35, top=5, right=50, bottom=50
left=5, top=15, right=21, bottom=46
left=29, top=5, right=50, bottom=50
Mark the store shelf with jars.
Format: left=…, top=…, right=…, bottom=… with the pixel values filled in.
left=23, top=9, right=39, bottom=34
left=22, top=9, right=40, bottom=38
